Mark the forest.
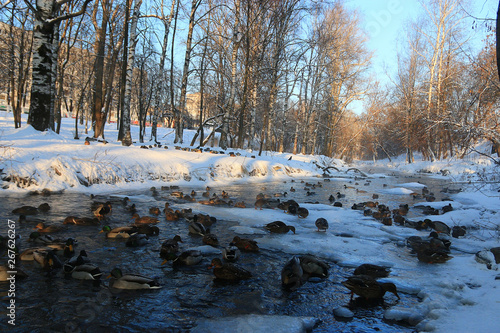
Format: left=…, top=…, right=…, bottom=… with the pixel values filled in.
left=0, top=0, right=498, bottom=162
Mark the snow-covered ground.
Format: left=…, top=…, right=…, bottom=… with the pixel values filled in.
left=1, top=111, right=499, bottom=332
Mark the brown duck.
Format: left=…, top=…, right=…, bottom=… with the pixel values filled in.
left=208, top=258, right=252, bottom=282
left=132, top=214, right=159, bottom=224
left=265, top=221, right=295, bottom=234
left=342, top=275, right=400, bottom=301
left=231, top=236, right=259, bottom=252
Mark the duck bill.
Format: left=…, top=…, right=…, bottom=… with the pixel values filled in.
left=161, top=259, right=168, bottom=266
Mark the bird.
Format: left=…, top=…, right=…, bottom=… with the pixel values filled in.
left=254, top=198, right=270, bottom=210
left=12, top=203, right=50, bottom=215
left=297, top=207, right=309, bottom=218
left=33, top=249, right=63, bottom=272
left=0, top=265, right=28, bottom=281
left=125, top=233, right=149, bottom=247
left=132, top=214, right=159, bottom=224
left=100, top=225, right=136, bottom=238
left=231, top=236, right=259, bottom=252
left=202, top=233, right=219, bottom=247
left=19, top=246, right=52, bottom=261
left=353, top=264, right=391, bottom=278
left=64, top=262, right=102, bottom=280
left=208, top=258, right=252, bottom=282
left=107, top=268, right=161, bottom=289
left=92, top=201, right=112, bottom=219
left=63, top=216, right=100, bottom=226
left=425, top=219, right=451, bottom=235
left=189, top=221, right=209, bottom=236
left=342, top=275, right=400, bottom=301
left=172, top=250, right=203, bottom=267
left=18, top=214, right=45, bottom=224
left=34, top=222, right=65, bottom=233
left=149, top=207, right=161, bottom=215
left=132, top=224, right=160, bottom=236
left=160, top=235, right=183, bottom=261
left=299, top=255, right=329, bottom=279
left=281, top=256, right=304, bottom=291
left=315, top=218, right=329, bottom=232
left=265, top=221, right=296, bottom=234
left=222, top=244, right=240, bottom=262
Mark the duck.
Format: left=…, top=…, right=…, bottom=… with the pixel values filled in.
left=425, top=219, right=451, bottom=235
left=19, top=246, right=52, bottom=261
left=132, top=214, right=159, bottom=225
left=202, top=233, right=219, bottom=247
left=132, top=224, right=159, bottom=236
left=100, top=225, right=136, bottom=239
left=165, top=210, right=180, bottom=221
left=34, top=222, right=65, bottom=233
left=149, top=207, right=161, bottom=216
left=108, top=267, right=161, bottom=289
left=196, top=213, right=217, bottom=227
left=92, top=201, right=112, bottom=218
left=231, top=236, right=259, bottom=252
left=28, top=232, right=68, bottom=249
left=66, top=249, right=91, bottom=267
left=172, top=250, right=203, bottom=267
left=297, top=207, right=309, bottom=218
left=328, top=195, right=335, bottom=203
left=353, top=263, right=391, bottom=278
left=254, top=198, right=270, bottom=210
left=12, top=203, right=50, bottom=215
left=315, top=218, right=328, bottom=232
left=188, top=221, right=209, bottom=236
left=125, top=233, right=149, bottom=247
left=281, top=256, right=304, bottom=291
left=33, top=249, right=63, bottom=272
left=222, top=244, right=240, bottom=262
left=64, top=261, right=102, bottom=280
left=299, top=255, right=329, bottom=279
left=264, top=221, right=295, bottom=234
left=342, top=275, right=400, bottom=301
left=160, top=235, right=183, bottom=261
left=0, top=265, right=28, bottom=281
left=416, top=245, right=453, bottom=264
left=208, top=258, right=252, bottom=282
left=63, top=238, right=76, bottom=258
left=63, top=216, right=101, bottom=226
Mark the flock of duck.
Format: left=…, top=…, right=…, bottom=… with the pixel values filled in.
left=1, top=179, right=466, bottom=308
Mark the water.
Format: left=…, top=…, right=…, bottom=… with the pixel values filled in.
left=0, top=170, right=454, bottom=332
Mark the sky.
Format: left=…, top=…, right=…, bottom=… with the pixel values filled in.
left=345, top=0, right=497, bottom=113
left=1, top=112, right=500, bottom=332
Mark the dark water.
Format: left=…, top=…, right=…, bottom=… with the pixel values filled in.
left=0, top=170, right=454, bottom=332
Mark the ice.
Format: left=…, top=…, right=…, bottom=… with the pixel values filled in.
left=191, top=315, right=318, bottom=333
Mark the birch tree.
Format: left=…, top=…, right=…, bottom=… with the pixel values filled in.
left=25, top=0, right=91, bottom=131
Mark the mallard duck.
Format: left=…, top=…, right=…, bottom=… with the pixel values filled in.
left=108, top=267, right=161, bottom=289
left=299, top=255, right=329, bottom=278
left=222, top=244, right=240, bottom=262
left=189, top=222, right=209, bottom=236
left=63, top=238, right=76, bottom=258
left=33, top=249, right=63, bottom=271
left=92, top=201, right=112, bottom=218
left=12, top=203, right=50, bottom=215
left=265, top=221, right=295, bottom=234
left=64, top=263, right=102, bottom=280
left=254, top=198, right=270, bottom=210
left=28, top=232, right=64, bottom=248
left=208, top=258, right=252, bottom=282
left=416, top=246, right=453, bottom=264
left=63, top=216, right=100, bottom=226
left=19, top=246, right=52, bottom=261
left=195, top=213, right=217, bottom=227
left=342, top=275, right=400, bottom=301
left=160, top=235, right=183, bottom=260
left=125, top=233, right=149, bottom=247
left=34, top=222, right=65, bottom=233
left=132, top=224, right=159, bottom=236
left=315, top=218, right=328, bottom=232
left=297, top=207, right=309, bottom=219
left=281, top=256, right=304, bottom=291
left=66, top=250, right=91, bottom=267
left=132, top=214, right=159, bottom=225
left=100, top=225, right=136, bottom=239
left=232, top=236, right=259, bottom=252
left=203, top=233, right=219, bottom=247
left=353, top=263, right=391, bottom=278
left=172, top=250, right=203, bottom=267
left=149, top=207, right=161, bottom=215
left=425, top=219, right=451, bottom=235
left=0, top=265, right=28, bottom=281
left=165, top=210, right=180, bottom=221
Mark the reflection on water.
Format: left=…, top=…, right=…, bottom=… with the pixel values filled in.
left=0, top=171, right=452, bottom=332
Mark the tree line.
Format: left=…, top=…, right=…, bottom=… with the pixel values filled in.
left=0, top=0, right=498, bottom=162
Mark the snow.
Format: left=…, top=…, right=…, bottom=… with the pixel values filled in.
left=1, top=111, right=500, bottom=332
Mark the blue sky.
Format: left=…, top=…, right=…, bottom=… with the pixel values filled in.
left=345, top=0, right=497, bottom=113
